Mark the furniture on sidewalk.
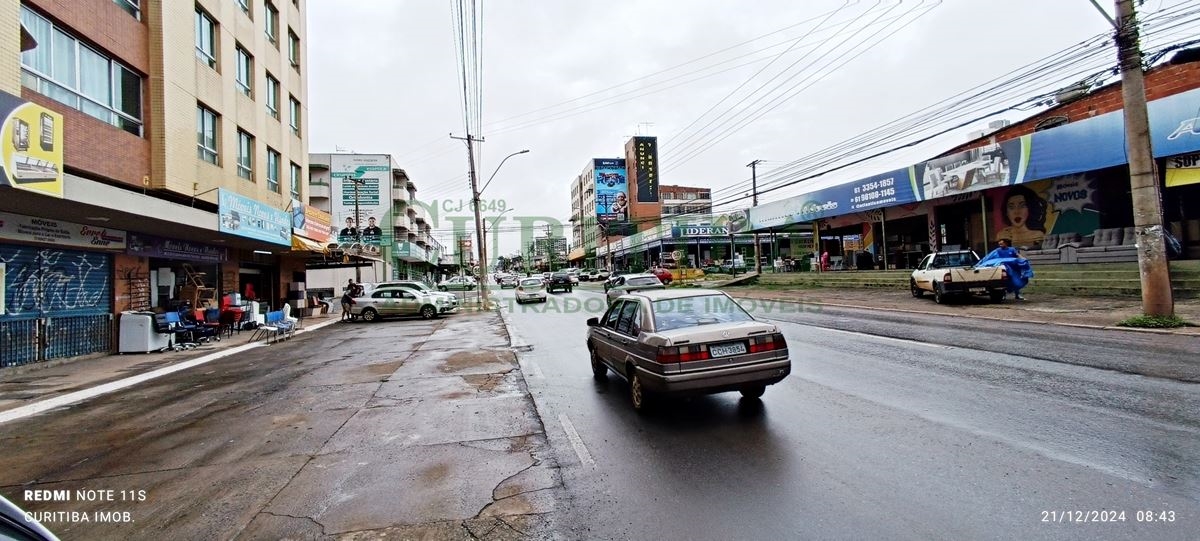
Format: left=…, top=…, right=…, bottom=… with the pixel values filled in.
left=154, top=312, right=199, bottom=350
left=250, top=309, right=296, bottom=344
left=1023, top=227, right=1139, bottom=264
left=118, top=312, right=172, bottom=353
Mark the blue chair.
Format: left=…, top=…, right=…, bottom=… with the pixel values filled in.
left=155, top=312, right=198, bottom=350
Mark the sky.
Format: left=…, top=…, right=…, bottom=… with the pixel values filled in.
left=306, top=0, right=1197, bottom=262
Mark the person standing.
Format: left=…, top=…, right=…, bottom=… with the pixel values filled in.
left=341, top=279, right=358, bottom=321
left=979, top=238, right=1032, bottom=300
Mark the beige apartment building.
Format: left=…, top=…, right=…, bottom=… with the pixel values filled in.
left=0, top=0, right=312, bottom=366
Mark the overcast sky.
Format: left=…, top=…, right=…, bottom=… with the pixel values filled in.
left=307, top=0, right=1195, bottom=260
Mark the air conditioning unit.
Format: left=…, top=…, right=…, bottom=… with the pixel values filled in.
left=988, top=119, right=1011, bottom=131
left=1054, top=82, right=1091, bottom=105
left=967, top=130, right=986, bottom=141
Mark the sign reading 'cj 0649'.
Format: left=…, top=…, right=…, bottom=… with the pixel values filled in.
left=0, top=211, right=127, bottom=249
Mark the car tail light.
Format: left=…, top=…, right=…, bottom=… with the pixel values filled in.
left=1000, top=268, right=1008, bottom=279
left=943, top=272, right=952, bottom=283
left=657, top=344, right=711, bottom=363
left=748, top=333, right=786, bottom=353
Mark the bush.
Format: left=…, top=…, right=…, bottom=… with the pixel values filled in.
left=1116, top=314, right=1192, bottom=328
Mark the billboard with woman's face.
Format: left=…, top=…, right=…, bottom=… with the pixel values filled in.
left=992, top=174, right=1099, bottom=250
left=594, top=158, right=628, bottom=223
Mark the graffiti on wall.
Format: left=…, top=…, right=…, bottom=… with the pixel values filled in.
left=0, top=246, right=110, bottom=318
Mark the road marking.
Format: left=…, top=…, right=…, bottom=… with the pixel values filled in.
left=0, top=318, right=341, bottom=425
left=766, top=318, right=951, bottom=349
left=520, top=358, right=544, bottom=378
left=558, top=413, right=595, bottom=467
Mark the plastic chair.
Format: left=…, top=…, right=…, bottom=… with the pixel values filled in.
left=155, top=312, right=198, bottom=350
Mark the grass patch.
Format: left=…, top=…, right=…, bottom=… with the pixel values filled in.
left=1116, top=314, right=1193, bottom=328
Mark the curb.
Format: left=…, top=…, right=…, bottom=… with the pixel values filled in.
left=728, top=294, right=1198, bottom=336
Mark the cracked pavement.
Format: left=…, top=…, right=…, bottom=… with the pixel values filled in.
left=0, top=311, right=565, bottom=540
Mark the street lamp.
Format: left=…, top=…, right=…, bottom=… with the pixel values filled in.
left=473, top=149, right=530, bottom=307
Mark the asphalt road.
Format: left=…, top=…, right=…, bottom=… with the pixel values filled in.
left=500, top=283, right=1200, bottom=540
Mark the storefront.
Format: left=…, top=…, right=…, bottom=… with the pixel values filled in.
left=217, top=189, right=293, bottom=308
left=122, top=233, right=227, bottom=312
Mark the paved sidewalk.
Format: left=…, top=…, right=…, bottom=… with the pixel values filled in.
left=727, top=286, right=1200, bottom=334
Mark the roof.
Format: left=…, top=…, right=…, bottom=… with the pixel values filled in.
left=628, top=288, right=726, bottom=301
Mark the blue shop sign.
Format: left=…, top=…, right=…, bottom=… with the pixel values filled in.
left=217, top=189, right=291, bottom=246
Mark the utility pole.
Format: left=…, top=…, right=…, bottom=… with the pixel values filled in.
left=746, top=159, right=763, bottom=275
left=352, top=178, right=362, bottom=283
left=451, top=133, right=489, bottom=307
left=1113, top=0, right=1174, bottom=316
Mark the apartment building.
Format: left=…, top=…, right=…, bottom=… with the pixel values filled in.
left=660, top=185, right=712, bottom=218
left=1, top=0, right=309, bottom=366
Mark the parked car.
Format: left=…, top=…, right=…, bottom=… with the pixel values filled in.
left=499, top=275, right=520, bottom=288
left=548, top=271, right=574, bottom=293
left=604, top=273, right=665, bottom=305
left=438, top=276, right=477, bottom=291
left=579, top=268, right=599, bottom=281
left=0, top=494, right=58, bottom=540
left=596, top=269, right=612, bottom=280
left=586, top=289, right=792, bottom=411
left=649, top=267, right=673, bottom=285
left=366, top=280, right=460, bottom=313
left=515, top=277, right=548, bottom=304
left=351, top=286, right=443, bottom=321
left=910, top=250, right=1007, bottom=304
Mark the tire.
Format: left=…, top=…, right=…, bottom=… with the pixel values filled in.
left=360, top=308, right=379, bottom=322
left=740, top=385, right=766, bottom=399
left=439, top=286, right=448, bottom=291
left=934, top=283, right=946, bottom=305
left=567, top=287, right=573, bottom=293
left=590, top=348, right=607, bottom=379
left=911, top=279, right=924, bottom=298
left=420, top=305, right=437, bottom=320
left=989, top=289, right=1005, bottom=303
left=629, top=368, right=649, bottom=411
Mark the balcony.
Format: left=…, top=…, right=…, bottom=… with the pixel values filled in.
left=413, top=205, right=428, bottom=224
left=394, top=214, right=411, bottom=230
left=309, top=182, right=330, bottom=199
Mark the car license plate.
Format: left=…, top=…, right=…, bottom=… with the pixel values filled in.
left=709, top=342, right=747, bottom=358
left=970, top=287, right=986, bottom=293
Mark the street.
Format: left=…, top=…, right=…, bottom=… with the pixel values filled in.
left=502, top=283, right=1199, bottom=540
left=0, top=283, right=1197, bottom=540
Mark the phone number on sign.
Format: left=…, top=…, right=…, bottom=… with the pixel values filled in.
left=1040, top=510, right=1177, bottom=523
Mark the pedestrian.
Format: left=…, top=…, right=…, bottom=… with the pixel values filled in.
left=978, top=238, right=1032, bottom=300
left=342, top=279, right=357, bottom=321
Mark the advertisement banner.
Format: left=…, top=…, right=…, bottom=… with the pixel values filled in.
left=292, top=200, right=333, bottom=242
left=217, top=189, right=291, bottom=246
left=914, top=140, right=1023, bottom=201
left=331, top=154, right=392, bottom=248
left=1165, top=152, right=1200, bottom=187
left=0, top=90, right=64, bottom=198
left=593, top=158, right=628, bottom=223
left=671, top=225, right=729, bottom=237
left=127, top=233, right=227, bottom=262
left=991, top=174, right=1100, bottom=249
left=632, top=137, right=659, bottom=202
left=0, top=211, right=126, bottom=249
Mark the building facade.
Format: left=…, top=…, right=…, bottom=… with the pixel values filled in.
left=1, top=0, right=310, bottom=366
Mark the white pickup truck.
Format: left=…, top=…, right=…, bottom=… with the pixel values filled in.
left=910, top=250, right=1008, bottom=304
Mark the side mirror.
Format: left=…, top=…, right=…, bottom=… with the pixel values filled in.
left=586, top=317, right=599, bottom=327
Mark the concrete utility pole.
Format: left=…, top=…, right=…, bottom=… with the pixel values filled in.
left=451, top=133, right=489, bottom=307
left=747, top=159, right=764, bottom=275
left=1114, top=0, right=1175, bottom=316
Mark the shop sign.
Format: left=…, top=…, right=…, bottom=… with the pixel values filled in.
left=0, top=90, right=65, bottom=198
left=1166, top=152, right=1200, bottom=187
left=671, top=225, right=728, bottom=237
left=127, top=233, right=226, bottom=262
left=0, top=211, right=126, bottom=249
left=217, top=189, right=291, bottom=246
left=292, top=199, right=333, bottom=242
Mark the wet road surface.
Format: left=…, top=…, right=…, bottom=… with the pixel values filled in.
left=501, top=283, right=1200, bottom=540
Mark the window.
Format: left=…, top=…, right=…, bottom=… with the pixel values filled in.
left=265, top=2, right=279, bottom=45
left=290, top=162, right=301, bottom=198
left=266, top=148, right=281, bottom=193
left=237, top=0, right=250, bottom=16
left=20, top=7, right=144, bottom=136
left=614, top=302, right=640, bottom=335
left=196, top=104, right=218, bottom=164
left=114, top=0, right=139, bottom=19
left=235, top=44, right=252, bottom=96
left=237, top=129, right=254, bottom=180
left=288, top=96, right=301, bottom=135
left=194, top=7, right=216, bottom=68
left=287, top=29, right=300, bottom=68
left=602, top=301, right=624, bottom=330
left=265, top=73, right=279, bottom=118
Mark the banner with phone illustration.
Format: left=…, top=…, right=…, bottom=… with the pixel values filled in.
left=0, top=90, right=64, bottom=198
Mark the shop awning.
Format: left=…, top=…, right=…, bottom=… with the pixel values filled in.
left=291, top=235, right=328, bottom=252
left=567, top=247, right=586, bottom=261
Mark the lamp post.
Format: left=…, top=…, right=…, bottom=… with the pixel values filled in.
left=473, top=149, right=530, bottom=306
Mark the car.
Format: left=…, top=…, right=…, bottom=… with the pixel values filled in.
left=438, top=276, right=477, bottom=291
left=366, top=280, right=460, bottom=313
left=499, top=275, right=520, bottom=288
left=601, top=270, right=627, bottom=289
left=515, top=276, right=548, bottom=303
left=0, top=494, right=58, bottom=541
left=649, top=267, right=673, bottom=285
left=548, top=271, right=574, bottom=293
left=910, top=250, right=1008, bottom=304
left=586, top=289, right=792, bottom=411
left=567, top=270, right=580, bottom=285
left=604, top=273, right=665, bottom=305
left=596, top=269, right=612, bottom=280
left=351, top=286, right=443, bottom=321
left=579, top=269, right=599, bottom=281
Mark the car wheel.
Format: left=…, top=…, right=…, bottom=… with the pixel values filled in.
left=439, top=286, right=448, bottom=291
left=934, top=283, right=946, bottom=305
left=420, top=305, right=437, bottom=319
left=567, top=287, right=573, bottom=293
left=360, top=308, right=378, bottom=322
left=911, top=279, right=924, bottom=298
left=629, top=369, right=648, bottom=411
left=989, top=289, right=1006, bottom=303
left=740, top=385, right=766, bottom=399
left=590, top=348, right=607, bottom=379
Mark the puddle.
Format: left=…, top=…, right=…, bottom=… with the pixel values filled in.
left=439, top=351, right=511, bottom=373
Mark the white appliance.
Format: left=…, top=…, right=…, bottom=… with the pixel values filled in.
left=118, top=312, right=171, bottom=353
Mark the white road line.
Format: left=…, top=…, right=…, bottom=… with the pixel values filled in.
left=521, top=358, right=544, bottom=378
left=766, top=318, right=951, bottom=349
left=0, top=318, right=341, bottom=425
left=558, top=413, right=595, bottom=468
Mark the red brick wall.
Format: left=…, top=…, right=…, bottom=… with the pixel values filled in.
left=22, top=89, right=151, bottom=188
left=945, top=62, right=1200, bottom=155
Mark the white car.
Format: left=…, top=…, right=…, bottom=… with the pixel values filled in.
left=596, top=269, right=612, bottom=280
left=515, top=277, right=548, bottom=304
left=437, top=276, right=478, bottom=291
left=351, top=287, right=443, bottom=321
left=368, top=280, right=460, bottom=313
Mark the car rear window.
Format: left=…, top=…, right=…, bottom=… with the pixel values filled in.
left=520, top=278, right=543, bottom=286
left=651, top=294, right=754, bottom=332
left=626, top=277, right=660, bottom=287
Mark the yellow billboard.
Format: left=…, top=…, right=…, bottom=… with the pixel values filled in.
left=0, top=91, right=64, bottom=198
left=1165, top=152, right=1200, bottom=188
